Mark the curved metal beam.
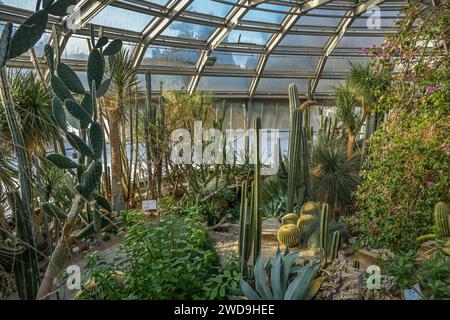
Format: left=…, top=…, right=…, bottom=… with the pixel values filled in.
left=311, top=0, right=387, bottom=93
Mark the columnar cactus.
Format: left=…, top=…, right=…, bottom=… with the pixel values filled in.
left=277, top=224, right=301, bottom=248
left=238, top=117, right=263, bottom=276
left=319, top=203, right=329, bottom=264
left=281, top=213, right=298, bottom=225
left=434, top=202, right=449, bottom=237
left=329, top=230, right=341, bottom=261
left=252, top=117, right=262, bottom=265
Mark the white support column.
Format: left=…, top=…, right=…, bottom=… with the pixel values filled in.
left=187, top=0, right=254, bottom=94
left=130, top=0, right=193, bottom=69
left=311, top=0, right=387, bottom=93
left=248, top=0, right=333, bottom=97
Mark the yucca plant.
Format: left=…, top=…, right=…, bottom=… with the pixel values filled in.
left=310, top=133, right=360, bottom=216
left=0, top=70, right=60, bottom=155
left=333, top=84, right=364, bottom=156
left=103, top=49, right=138, bottom=210
left=240, top=248, right=322, bottom=300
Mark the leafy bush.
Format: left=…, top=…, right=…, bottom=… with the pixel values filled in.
left=352, top=2, right=450, bottom=252
left=386, top=250, right=450, bottom=300
left=79, top=211, right=221, bottom=300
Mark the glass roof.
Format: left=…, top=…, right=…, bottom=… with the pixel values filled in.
left=0, top=0, right=408, bottom=97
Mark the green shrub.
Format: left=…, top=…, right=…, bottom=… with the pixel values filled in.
left=386, top=250, right=450, bottom=300
left=353, top=106, right=449, bottom=251
left=79, top=212, right=221, bottom=300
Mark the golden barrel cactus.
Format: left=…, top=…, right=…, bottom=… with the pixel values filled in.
left=297, top=214, right=315, bottom=232
left=300, top=201, right=320, bottom=216
left=281, top=213, right=299, bottom=225
left=277, top=224, right=301, bottom=247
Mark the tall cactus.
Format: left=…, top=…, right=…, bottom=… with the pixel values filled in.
left=252, top=117, right=262, bottom=266
left=319, top=203, right=329, bottom=265
left=434, top=202, right=449, bottom=237
left=238, top=117, right=263, bottom=276
left=0, top=23, right=40, bottom=300
left=36, top=27, right=121, bottom=299
left=329, top=230, right=341, bottom=261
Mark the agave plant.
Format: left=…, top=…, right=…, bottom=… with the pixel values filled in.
left=240, top=249, right=322, bottom=300
left=310, top=133, right=360, bottom=216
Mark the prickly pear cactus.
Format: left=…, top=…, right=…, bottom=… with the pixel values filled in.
left=281, top=213, right=298, bottom=225
left=277, top=224, right=301, bottom=248
left=36, top=27, right=122, bottom=299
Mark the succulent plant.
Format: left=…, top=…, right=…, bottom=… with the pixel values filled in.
left=352, top=260, right=360, bottom=269
left=277, top=224, right=301, bottom=248
left=297, top=214, right=315, bottom=231
left=300, top=201, right=320, bottom=216
left=281, top=213, right=298, bottom=225
left=434, top=202, right=449, bottom=237
left=240, top=248, right=322, bottom=300
left=329, top=231, right=341, bottom=261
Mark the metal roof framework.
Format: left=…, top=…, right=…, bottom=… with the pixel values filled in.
left=0, top=0, right=409, bottom=98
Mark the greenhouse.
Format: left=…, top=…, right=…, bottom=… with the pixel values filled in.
left=0, top=0, right=448, bottom=303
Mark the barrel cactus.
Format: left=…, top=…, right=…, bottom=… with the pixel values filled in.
left=297, top=214, right=315, bottom=231
left=300, top=201, right=320, bottom=216
left=281, top=213, right=298, bottom=225
left=277, top=224, right=301, bottom=247
left=434, top=202, right=449, bottom=237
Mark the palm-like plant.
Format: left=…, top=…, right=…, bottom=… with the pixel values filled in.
left=0, top=147, right=17, bottom=191
left=0, top=70, right=61, bottom=155
left=103, top=49, right=138, bottom=210
left=333, top=84, right=364, bottom=156
left=310, top=134, right=360, bottom=216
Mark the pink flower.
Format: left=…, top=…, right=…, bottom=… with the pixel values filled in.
left=426, top=85, right=439, bottom=95
left=440, top=146, right=450, bottom=153
left=426, top=181, right=434, bottom=188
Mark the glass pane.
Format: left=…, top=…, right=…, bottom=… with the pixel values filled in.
left=279, top=34, right=330, bottom=47
left=136, top=74, right=191, bottom=91
left=243, top=4, right=289, bottom=24
left=197, top=77, right=250, bottom=92
left=187, top=0, right=234, bottom=18
left=323, top=57, right=370, bottom=73
left=142, top=46, right=200, bottom=67
left=256, top=78, right=308, bottom=93
left=208, top=52, right=260, bottom=70
left=265, top=55, right=318, bottom=72
left=62, top=36, right=89, bottom=60
left=91, top=6, right=153, bottom=31
left=337, top=36, right=386, bottom=48
left=224, top=30, right=272, bottom=46
left=161, top=21, right=214, bottom=40
left=298, top=9, right=347, bottom=27
left=1, top=0, right=35, bottom=10
left=315, top=79, right=345, bottom=93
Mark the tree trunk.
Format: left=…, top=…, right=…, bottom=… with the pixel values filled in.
left=109, top=111, right=126, bottom=211
left=37, top=195, right=82, bottom=300
left=347, top=133, right=356, bottom=156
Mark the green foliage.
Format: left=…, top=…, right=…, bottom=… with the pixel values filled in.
left=353, top=2, right=450, bottom=252
left=333, top=85, right=362, bottom=135
left=1, top=70, right=60, bottom=152
left=79, top=212, right=222, bottom=300
left=310, top=134, right=360, bottom=215
left=240, top=249, right=321, bottom=300
left=197, top=255, right=241, bottom=300
left=386, top=250, right=450, bottom=300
